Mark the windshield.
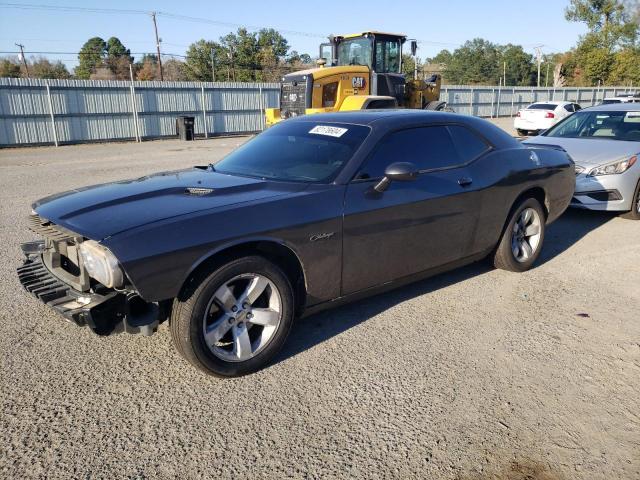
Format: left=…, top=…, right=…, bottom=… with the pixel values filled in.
left=214, top=122, right=371, bottom=182
left=337, top=38, right=372, bottom=67
left=544, top=110, right=640, bottom=141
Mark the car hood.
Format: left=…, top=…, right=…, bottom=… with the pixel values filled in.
left=33, top=168, right=309, bottom=240
left=523, top=136, right=639, bottom=167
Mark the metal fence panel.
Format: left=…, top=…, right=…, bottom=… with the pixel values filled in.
left=0, top=78, right=280, bottom=146
left=1, top=78, right=636, bottom=147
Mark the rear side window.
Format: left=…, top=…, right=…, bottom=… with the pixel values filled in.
left=447, top=125, right=490, bottom=163
left=357, top=125, right=488, bottom=179
left=527, top=104, right=557, bottom=110
left=574, top=103, right=582, bottom=111
left=563, top=104, right=574, bottom=112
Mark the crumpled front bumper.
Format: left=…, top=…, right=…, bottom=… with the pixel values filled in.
left=17, top=243, right=160, bottom=336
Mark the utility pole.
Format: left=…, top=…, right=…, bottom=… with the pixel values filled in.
left=150, top=12, right=163, bottom=81
left=503, top=61, right=506, bottom=87
left=211, top=48, right=216, bottom=81
left=545, top=62, right=550, bottom=87
left=15, top=43, right=29, bottom=77
left=534, top=46, right=543, bottom=88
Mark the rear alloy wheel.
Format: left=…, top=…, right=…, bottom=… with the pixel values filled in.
left=170, top=256, right=294, bottom=377
left=493, top=198, right=546, bottom=272
left=621, top=179, right=640, bottom=220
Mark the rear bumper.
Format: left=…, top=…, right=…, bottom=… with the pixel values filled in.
left=17, top=244, right=160, bottom=336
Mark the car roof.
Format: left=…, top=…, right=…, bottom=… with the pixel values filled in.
left=283, top=109, right=520, bottom=149
left=582, top=103, right=640, bottom=112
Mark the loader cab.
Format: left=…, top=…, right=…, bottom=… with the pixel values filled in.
left=333, top=32, right=407, bottom=105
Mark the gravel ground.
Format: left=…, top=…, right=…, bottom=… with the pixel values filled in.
left=1, top=131, right=639, bottom=480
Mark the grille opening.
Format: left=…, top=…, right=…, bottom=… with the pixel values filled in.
left=60, top=254, right=80, bottom=276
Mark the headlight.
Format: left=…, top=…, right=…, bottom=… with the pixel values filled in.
left=588, top=155, right=637, bottom=176
left=78, top=240, right=123, bottom=288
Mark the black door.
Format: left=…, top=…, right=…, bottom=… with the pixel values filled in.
left=341, top=125, right=490, bottom=295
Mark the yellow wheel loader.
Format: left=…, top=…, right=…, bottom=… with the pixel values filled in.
left=265, top=31, right=447, bottom=126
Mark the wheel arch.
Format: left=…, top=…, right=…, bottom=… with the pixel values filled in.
left=513, top=186, right=550, bottom=219
left=178, top=239, right=308, bottom=315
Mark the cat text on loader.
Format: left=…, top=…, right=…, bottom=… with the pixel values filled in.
left=265, top=31, right=447, bottom=126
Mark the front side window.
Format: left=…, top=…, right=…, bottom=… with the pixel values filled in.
left=215, top=122, right=371, bottom=183
left=374, top=40, right=401, bottom=73
left=337, top=38, right=373, bottom=67
left=545, top=111, right=640, bottom=141
left=356, top=125, right=484, bottom=179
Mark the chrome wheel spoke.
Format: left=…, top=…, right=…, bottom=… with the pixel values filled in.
left=521, top=240, right=533, bottom=259
left=250, top=308, right=280, bottom=326
left=205, top=314, right=232, bottom=344
left=242, top=275, right=269, bottom=304
left=524, top=224, right=540, bottom=236
left=522, top=208, right=533, bottom=224
left=232, top=324, right=252, bottom=360
left=214, top=284, right=236, bottom=311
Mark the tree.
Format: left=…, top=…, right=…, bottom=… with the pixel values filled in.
left=564, top=0, right=639, bottom=84
left=500, top=44, right=536, bottom=86
left=163, top=58, right=187, bottom=81
left=607, top=46, right=640, bottom=83
left=184, top=39, right=220, bottom=81
left=0, top=58, right=21, bottom=77
left=30, top=57, right=71, bottom=79
left=135, top=54, right=158, bottom=81
left=437, top=39, right=502, bottom=84
left=75, top=37, right=106, bottom=79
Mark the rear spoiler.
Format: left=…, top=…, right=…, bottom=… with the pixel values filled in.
left=524, top=143, right=575, bottom=164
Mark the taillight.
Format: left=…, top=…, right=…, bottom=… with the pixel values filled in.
left=545, top=112, right=555, bottom=118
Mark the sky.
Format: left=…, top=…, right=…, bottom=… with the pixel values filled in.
left=0, top=0, right=588, bottom=68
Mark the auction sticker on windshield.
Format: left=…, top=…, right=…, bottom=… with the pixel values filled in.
left=309, top=125, right=348, bottom=137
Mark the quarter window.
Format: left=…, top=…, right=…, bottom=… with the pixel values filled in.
left=357, top=125, right=488, bottom=179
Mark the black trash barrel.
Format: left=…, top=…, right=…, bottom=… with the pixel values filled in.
left=176, top=116, right=195, bottom=141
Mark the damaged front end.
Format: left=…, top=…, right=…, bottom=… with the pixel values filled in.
left=17, top=214, right=165, bottom=336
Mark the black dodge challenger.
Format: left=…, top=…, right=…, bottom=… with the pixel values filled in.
left=18, top=110, right=575, bottom=377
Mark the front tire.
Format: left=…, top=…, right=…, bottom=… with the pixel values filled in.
left=492, top=198, right=546, bottom=272
left=620, top=179, right=640, bottom=220
left=170, top=256, right=295, bottom=377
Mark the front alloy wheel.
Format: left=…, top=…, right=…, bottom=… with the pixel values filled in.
left=203, top=273, right=282, bottom=362
left=170, top=256, right=294, bottom=377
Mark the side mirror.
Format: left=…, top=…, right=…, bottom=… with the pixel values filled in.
left=374, top=162, right=419, bottom=192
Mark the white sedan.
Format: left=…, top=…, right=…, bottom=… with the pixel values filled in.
left=514, top=101, right=582, bottom=136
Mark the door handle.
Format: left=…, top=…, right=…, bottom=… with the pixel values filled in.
left=458, top=177, right=473, bottom=187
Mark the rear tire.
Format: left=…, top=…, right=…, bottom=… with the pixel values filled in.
left=170, top=255, right=295, bottom=377
left=424, top=100, right=447, bottom=111
left=492, top=198, right=546, bottom=272
left=516, top=129, right=527, bottom=137
left=620, top=179, right=640, bottom=220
